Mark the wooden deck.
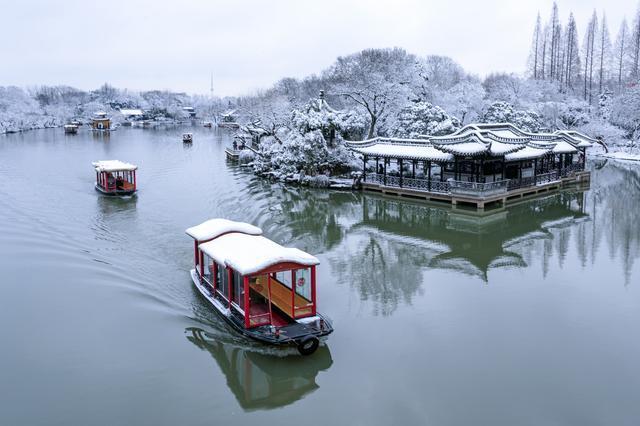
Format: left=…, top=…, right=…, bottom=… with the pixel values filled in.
left=251, top=275, right=313, bottom=318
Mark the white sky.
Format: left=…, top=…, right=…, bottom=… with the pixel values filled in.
left=0, top=0, right=633, bottom=96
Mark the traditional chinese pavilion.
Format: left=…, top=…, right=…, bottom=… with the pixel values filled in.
left=347, top=123, right=597, bottom=209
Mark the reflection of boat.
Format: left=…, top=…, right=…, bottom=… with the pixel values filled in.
left=92, top=160, right=138, bottom=196
left=186, top=327, right=332, bottom=410
left=186, top=219, right=334, bottom=355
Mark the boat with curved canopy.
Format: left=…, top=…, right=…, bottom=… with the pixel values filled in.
left=186, top=218, right=334, bottom=355
left=92, top=160, right=137, bottom=196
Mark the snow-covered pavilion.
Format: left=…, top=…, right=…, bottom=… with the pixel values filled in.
left=346, top=123, right=597, bottom=209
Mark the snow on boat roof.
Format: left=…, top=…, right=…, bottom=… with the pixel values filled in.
left=92, top=160, right=137, bottom=172
left=504, top=145, right=550, bottom=161
left=351, top=141, right=453, bottom=161
left=199, top=232, right=319, bottom=275
left=186, top=218, right=262, bottom=242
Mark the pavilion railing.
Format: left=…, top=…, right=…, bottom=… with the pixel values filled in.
left=559, top=163, right=584, bottom=178
left=364, top=173, right=450, bottom=193
left=364, top=162, right=585, bottom=198
left=448, top=179, right=509, bottom=197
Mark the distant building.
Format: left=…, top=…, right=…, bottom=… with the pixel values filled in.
left=183, top=106, right=197, bottom=118
left=91, top=111, right=111, bottom=130
left=218, top=109, right=239, bottom=128
left=120, top=108, right=144, bottom=121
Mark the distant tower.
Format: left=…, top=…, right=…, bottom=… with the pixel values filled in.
left=210, top=72, right=214, bottom=97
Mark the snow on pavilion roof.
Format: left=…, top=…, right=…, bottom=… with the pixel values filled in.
left=346, top=123, right=596, bottom=161
left=504, top=144, right=551, bottom=161
left=346, top=138, right=454, bottom=162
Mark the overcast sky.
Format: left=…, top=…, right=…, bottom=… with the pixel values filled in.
left=0, top=0, right=633, bottom=96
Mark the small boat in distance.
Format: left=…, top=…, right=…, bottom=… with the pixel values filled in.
left=202, top=121, right=213, bottom=128
left=183, top=133, right=193, bottom=143
left=186, top=219, right=334, bottom=355
left=64, top=124, right=78, bottom=134
left=92, top=160, right=137, bottom=196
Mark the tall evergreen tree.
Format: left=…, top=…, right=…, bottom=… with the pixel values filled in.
left=631, top=5, right=640, bottom=79
left=614, top=18, right=630, bottom=89
left=583, top=11, right=598, bottom=103
left=528, top=13, right=543, bottom=79
left=597, top=13, right=612, bottom=93
left=564, top=13, right=581, bottom=90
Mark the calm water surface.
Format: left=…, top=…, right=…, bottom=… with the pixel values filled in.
left=1, top=127, right=639, bottom=425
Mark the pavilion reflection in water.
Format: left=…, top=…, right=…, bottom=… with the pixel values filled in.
left=354, top=191, right=588, bottom=281
left=185, top=327, right=332, bottom=411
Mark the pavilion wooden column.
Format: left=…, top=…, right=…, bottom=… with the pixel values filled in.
left=383, top=158, right=387, bottom=185
left=376, top=157, right=379, bottom=174
left=412, top=160, right=416, bottom=178
left=440, top=163, right=445, bottom=182
left=427, top=160, right=432, bottom=192
left=501, top=159, right=505, bottom=180
left=454, top=158, right=459, bottom=181
left=362, top=155, right=367, bottom=180
left=399, top=159, right=403, bottom=188
left=534, top=158, right=538, bottom=180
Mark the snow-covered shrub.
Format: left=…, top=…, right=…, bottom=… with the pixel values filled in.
left=481, top=101, right=542, bottom=132
left=391, top=101, right=461, bottom=138
left=238, top=150, right=255, bottom=164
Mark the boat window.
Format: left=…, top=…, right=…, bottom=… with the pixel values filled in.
left=232, top=270, right=244, bottom=310
left=202, top=254, right=213, bottom=278
left=294, top=268, right=311, bottom=300
left=217, top=263, right=229, bottom=298
left=274, top=271, right=292, bottom=289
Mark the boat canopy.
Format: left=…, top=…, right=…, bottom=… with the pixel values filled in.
left=198, top=232, right=319, bottom=276
left=186, top=218, right=262, bottom=242
left=92, top=160, right=137, bottom=172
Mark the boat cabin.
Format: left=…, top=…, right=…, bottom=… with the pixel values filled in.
left=183, top=133, right=193, bottom=143
left=64, top=124, right=78, bottom=134
left=91, top=112, right=111, bottom=130
left=186, top=219, right=333, bottom=355
left=92, top=160, right=137, bottom=196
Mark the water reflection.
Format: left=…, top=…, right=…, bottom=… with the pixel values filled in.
left=185, top=327, right=333, bottom=411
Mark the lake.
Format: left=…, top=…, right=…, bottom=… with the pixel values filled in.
left=1, top=126, right=639, bottom=425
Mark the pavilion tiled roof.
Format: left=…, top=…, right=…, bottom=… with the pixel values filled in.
left=346, top=123, right=594, bottom=162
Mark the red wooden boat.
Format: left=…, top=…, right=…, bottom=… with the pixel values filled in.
left=92, top=160, right=137, bottom=196
left=186, top=219, right=333, bottom=355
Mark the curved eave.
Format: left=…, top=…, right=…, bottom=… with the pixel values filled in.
left=504, top=146, right=551, bottom=161
left=352, top=143, right=454, bottom=162
left=433, top=141, right=487, bottom=157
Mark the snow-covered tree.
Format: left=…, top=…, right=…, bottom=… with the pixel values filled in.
left=391, top=101, right=461, bottom=138
left=481, top=101, right=542, bottom=132
left=614, top=18, right=630, bottom=89
left=328, top=48, right=418, bottom=138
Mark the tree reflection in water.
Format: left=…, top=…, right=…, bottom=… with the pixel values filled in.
left=241, top=161, right=640, bottom=315
left=185, top=327, right=332, bottom=411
